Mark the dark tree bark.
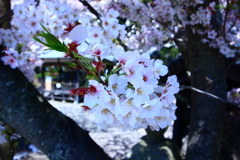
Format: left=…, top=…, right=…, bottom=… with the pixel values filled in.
left=184, top=40, right=226, bottom=160
left=174, top=1, right=227, bottom=159
left=182, top=26, right=227, bottom=160
left=0, top=60, right=111, bottom=160
left=0, top=1, right=14, bottom=160
left=0, top=0, right=10, bottom=28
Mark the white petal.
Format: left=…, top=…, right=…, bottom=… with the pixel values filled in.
left=69, top=25, right=88, bottom=43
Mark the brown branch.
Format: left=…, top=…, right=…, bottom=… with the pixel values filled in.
left=79, top=0, right=102, bottom=20
left=181, top=85, right=240, bottom=107
left=0, top=10, right=13, bottom=23
left=0, top=58, right=111, bottom=160
left=150, top=17, right=175, bottom=33
left=117, top=37, right=128, bottom=51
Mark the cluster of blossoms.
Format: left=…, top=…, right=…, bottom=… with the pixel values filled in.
left=1, top=0, right=123, bottom=81
left=1, top=0, right=180, bottom=131
left=2, top=0, right=85, bottom=50
left=7, top=0, right=126, bottom=50
left=104, top=0, right=240, bottom=62
left=59, top=12, right=179, bottom=130
left=64, top=8, right=126, bottom=57
left=28, top=1, right=179, bottom=130
left=68, top=41, right=179, bottom=130
left=105, top=0, right=173, bottom=52
left=70, top=46, right=179, bottom=131
left=0, top=0, right=81, bottom=81
left=183, top=1, right=240, bottom=60
left=227, top=88, right=240, bottom=104
left=1, top=0, right=88, bottom=81
left=1, top=48, right=40, bottom=81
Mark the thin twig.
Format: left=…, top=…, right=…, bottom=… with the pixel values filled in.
left=181, top=85, right=240, bottom=106
left=210, top=58, right=236, bottom=84
left=223, top=0, right=229, bottom=41
left=79, top=0, right=102, bottom=20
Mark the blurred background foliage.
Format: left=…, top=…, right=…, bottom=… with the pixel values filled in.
left=151, top=46, right=180, bottom=65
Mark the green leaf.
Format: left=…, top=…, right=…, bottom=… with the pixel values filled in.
left=217, top=5, right=226, bottom=9
left=82, top=80, right=89, bottom=87
left=65, top=62, right=77, bottom=68
left=36, top=32, right=59, bottom=45
left=86, top=74, right=99, bottom=81
left=36, top=28, right=62, bottom=45
left=86, top=74, right=93, bottom=79
left=72, top=51, right=81, bottom=58
left=14, top=141, right=19, bottom=147
left=40, top=23, right=49, bottom=33
left=89, top=67, right=96, bottom=72
left=8, top=128, right=13, bottom=134
left=33, top=24, right=68, bottom=52
left=109, top=66, right=122, bottom=76
left=79, top=56, right=93, bottom=63
left=16, top=44, right=23, bottom=53
left=78, top=56, right=94, bottom=71
left=127, top=83, right=134, bottom=90
left=50, top=44, right=68, bottom=52
left=33, top=36, right=49, bottom=47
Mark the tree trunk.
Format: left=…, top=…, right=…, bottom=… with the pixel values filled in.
left=0, top=1, right=14, bottom=160
left=184, top=28, right=226, bottom=160
left=0, top=60, right=111, bottom=160
left=0, top=0, right=11, bottom=29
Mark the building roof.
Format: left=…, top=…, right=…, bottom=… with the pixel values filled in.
left=38, top=50, right=65, bottom=59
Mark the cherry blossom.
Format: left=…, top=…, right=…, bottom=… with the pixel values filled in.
left=1, top=0, right=182, bottom=131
